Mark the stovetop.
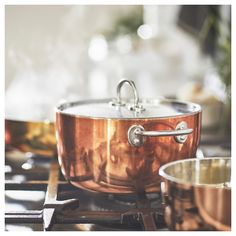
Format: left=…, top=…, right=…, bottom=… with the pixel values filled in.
left=5, top=131, right=231, bottom=231
left=5, top=152, right=167, bottom=231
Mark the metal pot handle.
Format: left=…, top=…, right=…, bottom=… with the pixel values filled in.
left=128, top=121, right=193, bottom=147
left=110, top=79, right=145, bottom=112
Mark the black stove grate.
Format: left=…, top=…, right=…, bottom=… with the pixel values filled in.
left=5, top=157, right=166, bottom=231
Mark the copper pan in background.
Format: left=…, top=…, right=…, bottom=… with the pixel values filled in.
left=159, top=157, right=231, bottom=231
left=5, top=119, right=57, bottom=158
left=56, top=79, right=202, bottom=194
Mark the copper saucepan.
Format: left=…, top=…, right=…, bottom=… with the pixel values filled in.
left=5, top=119, right=57, bottom=157
left=159, top=157, right=231, bottom=231
left=56, top=79, right=202, bottom=193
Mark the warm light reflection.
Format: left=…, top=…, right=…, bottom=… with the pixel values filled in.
left=5, top=165, right=12, bottom=173
left=5, top=190, right=45, bottom=202
left=5, top=225, right=33, bottom=231
left=88, top=35, right=108, bottom=61
left=137, top=24, right=153, bottom=39
left=21, top=162, right=33, bottom=170
left=88, top=69, right=108, bottom=97
left=116, top=35, right=132, bottom=54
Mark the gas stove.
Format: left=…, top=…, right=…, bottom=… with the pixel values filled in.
left=5, top=154, right=166, bottom=231
left=5, top=131, right=231, bottom=231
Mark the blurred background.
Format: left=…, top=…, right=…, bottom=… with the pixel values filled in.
left=5, top=5, right=231, bottom=138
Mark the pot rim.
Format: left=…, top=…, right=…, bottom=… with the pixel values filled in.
left=159, top=157, right=231, bottom=189
left=55, top=98, right=202, bottom=120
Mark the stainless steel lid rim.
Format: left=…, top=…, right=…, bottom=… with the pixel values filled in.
left=56, top=98, right=202, bottom=120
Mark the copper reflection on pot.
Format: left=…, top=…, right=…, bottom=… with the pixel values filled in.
left=56, top=111, right=201, bottom=194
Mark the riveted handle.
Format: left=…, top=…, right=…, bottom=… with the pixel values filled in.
left=128, top=121, right=193, bottom=147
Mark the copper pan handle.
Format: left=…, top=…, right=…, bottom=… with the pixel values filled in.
left=128, top=121, right=193, bottom=147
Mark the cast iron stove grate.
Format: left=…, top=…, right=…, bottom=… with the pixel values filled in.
left=5, top=156, right=166, bottom=231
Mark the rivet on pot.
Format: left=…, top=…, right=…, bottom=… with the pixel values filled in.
left=174, top=121, right=189, bottom=144
left=127, top=125, right=145, bottom=147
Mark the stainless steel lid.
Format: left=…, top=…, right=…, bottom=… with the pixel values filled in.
left=57, top=80, right=201, bottom=119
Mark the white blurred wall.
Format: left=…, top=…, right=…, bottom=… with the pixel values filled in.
left=5, top=5, right=210, bottom=121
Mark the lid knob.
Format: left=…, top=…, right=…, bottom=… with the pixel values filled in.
left=110, top=79, right=145, bottom=113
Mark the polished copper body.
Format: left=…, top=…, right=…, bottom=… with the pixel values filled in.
left=159, top=157, right=231, bottom=231
left=5, top=119, right=57, bottom=157
left=56, top=109, right=201, bottom=193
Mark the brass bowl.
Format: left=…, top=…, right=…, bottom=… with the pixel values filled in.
left=5, top=119, right=57, bottom=158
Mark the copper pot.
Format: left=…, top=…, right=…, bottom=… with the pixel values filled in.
left=159, top=157, right=231, bottom=231
left=56, top=80, right=201, bottom=193
left=5, top=119, right=57, bottom=157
